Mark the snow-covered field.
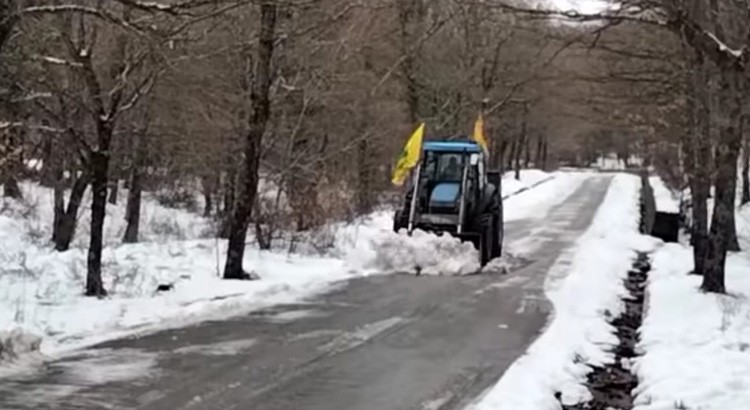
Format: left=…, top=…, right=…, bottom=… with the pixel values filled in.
left=634, top=205, right=750, bottom=410
left=0, top=169, right=560, bottom=358
left=469, top=173, right=660, bottom=410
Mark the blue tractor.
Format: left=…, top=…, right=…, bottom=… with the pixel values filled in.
left=393, top=140, right=504, bottom=266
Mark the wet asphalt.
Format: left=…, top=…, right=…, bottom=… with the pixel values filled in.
left=0, top=175, right=613, bottom=410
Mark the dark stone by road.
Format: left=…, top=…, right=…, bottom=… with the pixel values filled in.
left=0, top=176, right=612, bottom=410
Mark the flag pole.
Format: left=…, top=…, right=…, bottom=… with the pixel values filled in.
left=406, top=124, right=425, bottom=235
left=407, top=161, right=421, bottom=235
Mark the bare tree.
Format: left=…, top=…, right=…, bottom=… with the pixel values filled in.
left=224, top=3, right=277, bottom=280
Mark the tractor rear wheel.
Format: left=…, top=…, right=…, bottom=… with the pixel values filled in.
left=491, top=205, right=503, bottom=258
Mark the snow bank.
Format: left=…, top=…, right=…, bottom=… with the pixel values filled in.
left=634, top=208, right=750, bottom=410
left=469, top=173, right=659, bottom=410
left=649, top=176, right=680, bottom=214
left=339, top=170, right=575, bottom=276
left=503, top=171, right=587, bottom=222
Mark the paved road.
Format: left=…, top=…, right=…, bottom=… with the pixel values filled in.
left=0, top=175, right=612, bottom=410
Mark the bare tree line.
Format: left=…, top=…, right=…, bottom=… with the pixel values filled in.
left=5, top=0, right=741, bottom=295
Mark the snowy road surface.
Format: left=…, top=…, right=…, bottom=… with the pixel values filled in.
left=0, top=175, right=613, bottom=410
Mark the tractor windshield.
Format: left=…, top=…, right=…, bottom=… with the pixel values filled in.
left=422, top=151, right=466, bottom=182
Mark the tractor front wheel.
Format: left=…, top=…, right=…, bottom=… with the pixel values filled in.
left=478, top=214, right=494, bottom=267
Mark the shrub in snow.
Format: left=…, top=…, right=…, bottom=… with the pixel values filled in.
left=0, top=328, right=42, bottom=363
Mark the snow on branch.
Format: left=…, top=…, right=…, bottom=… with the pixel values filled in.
left=675, top=15, right=747, bottom=68
left=32, top=55, right=83, bottom=68
left=706, top=31, right=743, bottom=59
left=114, top=0, right=220, bottom=15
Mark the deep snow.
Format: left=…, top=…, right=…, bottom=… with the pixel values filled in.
left=649, top=176, right=680, bottom=214
left=468, top=173, right=660, bottom=410
left=634, top=205, right=750, bottom=410
left=1, top=169, right=563, bottom=358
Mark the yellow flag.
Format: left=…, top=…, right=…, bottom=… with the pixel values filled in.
left=473, top=114, right=489, bottom=155
left=391, top=123, right=425, bottom=186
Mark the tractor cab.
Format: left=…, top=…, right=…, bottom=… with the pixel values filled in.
left=413, top=141, right=484, bottom=228
left=393, top=139, right=503, bottom=266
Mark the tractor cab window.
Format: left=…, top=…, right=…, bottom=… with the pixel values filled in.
left=422, top=151, right=465, bottom=182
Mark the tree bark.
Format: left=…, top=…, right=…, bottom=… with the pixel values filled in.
left=224, top=3, right=277, bottom=280
left=702, top=69, right=742, bottom=293
left=498, top=138, right=508, bottom=172
left=534, top=134, right=543, bottom=168
left=524, top=132, right=531, bottom=168
left=356, top=138, right=371, bottom=215
left=108, top=180, right=118, bottom=204
left=123, top=167, right=142, bottom=244
left=86, top=151, right=109, bottom=296
left=397, top=0, right=420, bottom=124
left=514, top=134, right=522, bottom=180
left=201, top=175, right=216, bottom=217
left=506, top=137, right=516, bottom=172
left=219, top=169, right=235, bottom=239
left=40, top=133, right=56, bottom=187
left=2, top=115, right=23, bottom=200
left=53, top=170, right=90, bottom=251
left=742, top=115, right=750, bottom=205
left=689, top=52, right=712, bottom=275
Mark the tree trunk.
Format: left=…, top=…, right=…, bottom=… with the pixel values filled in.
left=514, top=124, right=526, bottom=180
left=108, top=180, right=118, bottom=204
left=86, top=151, right=109, bottom=297
left=397, top=0, right=420, bottom=124
left=123, top=131, right=146, bottom=244
left=123, top=169, right=142, bottom=244
left=224, top=3, right=276, bottom=280
left=498, top=138, right=508, bottom=172
left=356, top=138, right=371, bottom=215
left=702, top=69, right=743, bottom=293
left=219, top=169, right=235, bottom=239
left=534, top=135, right=543, bottom=168
left=2, top=124, right=23, bottom=200
left=690, top=53, right=712, bottom=275
left=742, top=115, right=750, bottom=205
left=506, top=137, right=516, bottom=172
left=54, top=170, right=90, bottom=251
left=201, top=175, right=215, bottom=217
left=514, top=136, right=522, bottom=180
left=52, top=175, right=65, bottom=246
left=524, top=132, right=531, bottom=168
left=40, top=134, right=56, bottom=187
left=541, top=138, right=548, bottom=171
left=2, top=169, right=21, bottom=199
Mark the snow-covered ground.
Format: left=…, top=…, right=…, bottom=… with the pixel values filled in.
left=649, top=176, right=680, bottom=213
left=501, top=169, right=553, bottom=199
left=634, top=205, right=750, bottom=410
left=1, top=169, right=560, bottom=359
left=468, top=173, right=660, bottom=410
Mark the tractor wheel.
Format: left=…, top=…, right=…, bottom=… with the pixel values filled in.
left=479, top=214, right=494, bottom=267
left=491, top=212, right=502, bottom=258
left=393, top=210, right=406, bottom=233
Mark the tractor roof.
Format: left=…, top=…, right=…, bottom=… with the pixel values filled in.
left=423, top=140, right=482, bottom=153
